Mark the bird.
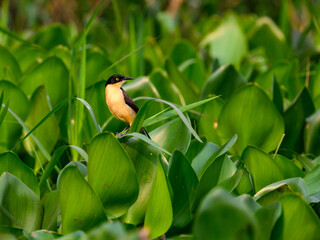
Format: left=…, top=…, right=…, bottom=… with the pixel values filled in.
left=105, top=74, right=151, bottom=139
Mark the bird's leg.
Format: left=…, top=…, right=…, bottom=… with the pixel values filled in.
left=116, top=125, right=130, bottom=138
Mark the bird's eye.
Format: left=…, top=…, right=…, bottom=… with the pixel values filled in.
left=116, top=78, right=119, bottom=81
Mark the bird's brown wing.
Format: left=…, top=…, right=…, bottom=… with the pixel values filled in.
left=121, top=88, right=139, bottom=113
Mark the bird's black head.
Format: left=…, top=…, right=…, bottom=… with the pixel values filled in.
left=105, top=74, right=134, bottom=87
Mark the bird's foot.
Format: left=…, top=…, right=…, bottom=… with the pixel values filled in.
left=116, top=126, right=130, bottom=138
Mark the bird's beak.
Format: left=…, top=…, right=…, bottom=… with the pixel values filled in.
left=124, top=77, right=134, bottom=80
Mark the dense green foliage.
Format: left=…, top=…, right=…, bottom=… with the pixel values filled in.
left=0, top=0, right=320, bottom=239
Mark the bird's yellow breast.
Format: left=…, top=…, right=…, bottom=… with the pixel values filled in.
left=105, top=83, right=136, bottom=125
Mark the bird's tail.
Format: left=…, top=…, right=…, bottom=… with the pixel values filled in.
left=142, top=127, right=151, bottom=139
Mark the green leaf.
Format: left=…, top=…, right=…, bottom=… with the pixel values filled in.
left=33, top=25, right=70, bottom=50
left=255, top=202, right=282, bottom=240
left=0, top=151, right=39, bottom=196
left=200, top=14, right=247, bottom=68
left=218, top=84, right=284, bottom=155
left=248, top=17, right=288, bottom=63
left=278, top=193, right=320, bottom=240
left=129, top=100, right=153, bottom=134
left=193, top=188, right=257, bottom=240
left=20, top=57, right=69, bottom=107
left=0, top=45, right=22, bottom=82
left=165, top=59, right=198, bottom=104
left=42, top=191, right=59, bottom=231
left=192, top=134, right=237, bottom=178
left=201, top=65, right=246, bottom=99
left=254, top=178, right=308, bottom=205
left=273, top=154, right=304, bottom=178
left=168, top=151, right=198, bottom=228
left=143, top=96, right=220, bottom=128
left=193, top=155, right=236, bottom=211
left=121, top=132, right=172, bottom=156
left=272, top=75, right=283, bottom=114
left=149, top=118, right=191, bottom=155
left=170, top=41, right=197, bottom=66
left=39, top=145, right=88, bottom=190
left=242, top=146, right=284, bottom=192
left=24, top=86, right=60, bottom=171
left=0, top=80, right=30, bottom=151
left=0, top=172, right=42, bottom=232
left=145, top=159, right=173, bottom=239
left=304, top=165, right=320, bottom=197
left=87, top=132, right=139, bottom=218
left=282, top=88, right=315, bottom=152
left=86, top=52, right=112, bottom=88
left=304, top=110, right=320, bottom=156
left=59, top=165, right=107, bottom=234
left=121, top=138, right=159, bottom=225
left=179, top=58, right=206, bottom=91
left=86, top=222, right=130, bottom=240
left=197, top=98, right=224, bottom=145
left=149, top=70, right=185, bottom=105
left=191, top=142, right=220, bottom=178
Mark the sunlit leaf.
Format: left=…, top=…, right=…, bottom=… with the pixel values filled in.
left=145, top=159, right=173, bottom=239
left=87, top=132, right=139, bottom=218
left=59, top=165, right=107, bottom=234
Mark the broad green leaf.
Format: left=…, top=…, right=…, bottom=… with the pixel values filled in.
left=197, top=97, right=224, bottom=145
left=304, top=110, right=320, bottom=156
left=165, top=59, right=198, bottom=104
left=282, top=88, right=315, bottom=152
left=200, top=14, right=247, bottom=68
left=24, top=86, right=60, bottom=171
left=201, top=65, right=246, bottom=100
left=304, top=165, right=320, bottom=197
left=150, top=118, right=191, bottom=155
left=20, top=57, right=69, bottom=107
left=39, top=145, right=88, bottom=189
left=242, top=146, right=284, bottom=192
left=121, top=138, right=158, bottom=225
left=0, top=172, right=42, bottom=232
left=170, top=41, right=197, bottom=66
left=191, top=142, right=220, bottom=178
left=179, top=58, right=206, bottom=91
left=219, top=168, right=243, bottom=192
left=218, top=84, right=284, bottom=155
left=145, top=159, right=173, bottom=239
left=272, top=75, right=283, bottom=114
left=192, top=134, right=237, bottom=178
left=86, top=51, right=112, bottom=88
left=86, top=222, right=132, bottom=240
left=12, top=43, right=47, bottom=73
left=0, top=80, right=30, bottom=151
left=278, top=193, right=320, bottom=240
left=29, top=230, right=60, bottom=239
left=87, top=132, right=139, bottom=218
left=59, top=165, right=107, bottom=234
left=0, top=45, right=21, bottom=82
left=42, top=191, right=59, bottom=231
left=129, top=100, right=153, bottom=134
left=149, top=70, right=185, bottom=105
left=254, top=178, right=308, bottom=206
left=168, top=151, right=198, bottom=228
left=193, top=188, right=257, bottom=240
left=273, top=155, right=304, bottom=178
left=33, top=24, right=70, bottom=50
left=193, top=155, right=235, bottom=211
left=309, top=63, right=320, bottom=99
left=84, top=81, right=110, bottom=141
left=248, top=17, right=288, bottom=63
left=0, top=151, right=39, bottom=196
left=254, top=202, right=282, bottom=240
left=185, top=137, right=207, bottom=162
left=56, top=231, right=85, bottom=240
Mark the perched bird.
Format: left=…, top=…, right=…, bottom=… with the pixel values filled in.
left=105, top=74, right=150, bottom=138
